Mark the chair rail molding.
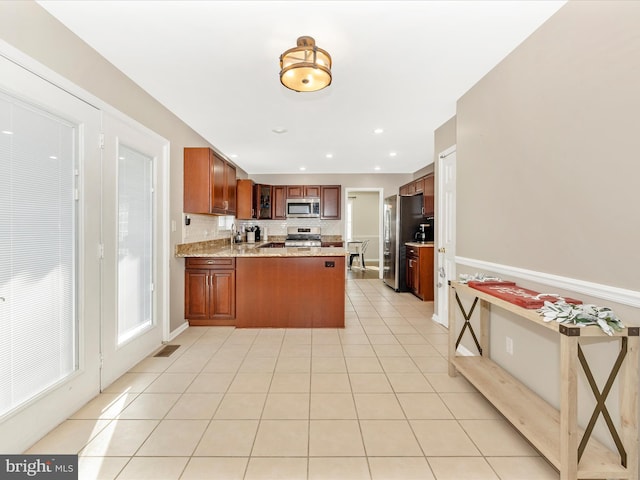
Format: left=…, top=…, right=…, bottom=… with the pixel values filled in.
left=456, top=256, right=640, bottom=308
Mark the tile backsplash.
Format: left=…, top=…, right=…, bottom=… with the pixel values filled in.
left=182, top=214, right=343, bottom=243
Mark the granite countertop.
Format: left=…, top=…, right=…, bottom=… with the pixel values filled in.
left=405, top=242, right=435, bottom=247
left=175, top=239, right=348, bottom=258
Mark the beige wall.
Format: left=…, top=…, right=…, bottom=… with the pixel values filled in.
left=433, top=116, right=456, bottom=164
left=454, top=0, right=639, bottom=449
left=0, top=1, right=248, bottom=333
left=457, top=1, right=639, bottom=290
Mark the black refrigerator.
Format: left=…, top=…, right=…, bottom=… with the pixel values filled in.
left=383, top=194, right=424, bottom=291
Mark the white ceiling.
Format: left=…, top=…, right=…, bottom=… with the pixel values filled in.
left=38, top=0, right=566, bottom=175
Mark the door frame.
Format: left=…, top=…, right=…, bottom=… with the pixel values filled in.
left=344, top=187, right=384, bottom=278
left=434, top=145, right=456, bottom=327
left=100, top=109, right=170, bottom=389
left=0, top=43, right=103, bottom=453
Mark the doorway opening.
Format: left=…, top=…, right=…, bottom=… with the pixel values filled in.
left=344, top=188, right=383, bottom=279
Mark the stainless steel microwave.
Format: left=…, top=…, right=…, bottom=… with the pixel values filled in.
left=286, top=198, right=320, bottom=218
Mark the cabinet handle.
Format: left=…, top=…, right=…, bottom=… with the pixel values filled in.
left=206, top=260, right=214, bottom=264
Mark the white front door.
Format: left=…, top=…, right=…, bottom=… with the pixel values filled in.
left=435, top=146, right=456, bottom=327
left=100, top=112, right=168, bottom=389
left=0, top=54, right=102, bottom=452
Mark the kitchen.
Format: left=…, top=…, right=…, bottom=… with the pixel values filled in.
left=178, top=148, right=437, bottom=329
left=1, top=2, right=638, bottom=479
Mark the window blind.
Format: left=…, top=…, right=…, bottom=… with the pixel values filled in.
left=0, top=92, right=77, bottom=418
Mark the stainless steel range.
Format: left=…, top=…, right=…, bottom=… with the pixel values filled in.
left=284, top=226, right=322, bottom=247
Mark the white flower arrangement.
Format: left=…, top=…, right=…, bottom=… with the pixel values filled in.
left=458, top=273, right=502, bottom=284
left=538, top=300, right=625, bottom=336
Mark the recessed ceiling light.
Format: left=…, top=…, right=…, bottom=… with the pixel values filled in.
left=389, top=152, right=397, bottom=157
left=272, top=127, right=288, bottom=134
left=299, top=166, right=306, bottom=171
left=229, top=154, right=238, bottom=158
left=1, top=130, right=13, bottom=135
left=373, top=128, right=384, bottom=134
left=374, top=166, right=381, bottom=171
left=49, top=155, right=58, bottom=160
left=325, top=153, right=333, bottom=159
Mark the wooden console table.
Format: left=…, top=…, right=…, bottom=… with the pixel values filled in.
left=448, top=281, right=638, bottom=480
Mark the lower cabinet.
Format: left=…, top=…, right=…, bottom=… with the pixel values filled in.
left=185, top=257, right=235, bottom=325
left=406, top=245, right=434, bottom=301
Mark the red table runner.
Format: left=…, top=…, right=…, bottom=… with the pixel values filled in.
left=467, top=281, right=582, bottom=309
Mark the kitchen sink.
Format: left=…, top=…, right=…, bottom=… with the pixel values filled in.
left=258, top=242, right=286, bottom=248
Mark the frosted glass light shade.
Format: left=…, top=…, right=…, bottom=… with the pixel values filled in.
left=280, top=36, right=332, bottom=92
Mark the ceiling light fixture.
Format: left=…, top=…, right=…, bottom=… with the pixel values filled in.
left=373, top=128, right=384, bottom=134
left=325, top=153, right=333, bottom=159
left=280, top=36, right=332, bottom=92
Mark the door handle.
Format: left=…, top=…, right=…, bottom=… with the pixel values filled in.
left=438, top=247, right=446, bottom=253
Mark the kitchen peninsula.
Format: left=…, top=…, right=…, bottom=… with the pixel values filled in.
left=176, top=239, right=347, bottom=328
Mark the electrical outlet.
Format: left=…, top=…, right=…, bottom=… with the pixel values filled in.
left=506, top=337, right=514, bottom=355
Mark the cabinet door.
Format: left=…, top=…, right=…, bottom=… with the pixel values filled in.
left=225, top=162, right=237, bottom=214
left=236, top=179, right=255, bottom=219
left=273, top=186, right=286, bottom=219
left=320, top=185, right=341, bottom=219
left=210, top=151, right=227, bottom=213
left=304, top=185, right=321, bottom=197
left=414, top=178, right=425, bottom=194
left=399, top=183, right=410, bottom=196
left=185, top=269, right=210, bottom=320
left=407, top=257, right=420, bottom=296
left=419, top=247, right=434, bottom=301
left=209, top=270, right=236, bottom=319
left=183, top=147, right=212, bottom=214
left=256, top=184, right=272, bottom=219
left=423, top=175, right=434, bottom=217
left=286, top=185, right=304, bottom=198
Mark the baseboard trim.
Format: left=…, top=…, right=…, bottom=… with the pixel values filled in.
left=168, top=321, right=190, bottom=341
left=456, top=256, right=640, bottom=308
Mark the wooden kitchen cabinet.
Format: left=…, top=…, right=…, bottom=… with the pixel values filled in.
left=184, top=147, right=236, bottom=215
left=287, top=185, right=320, bottom=198
left=422, top=174, right=434, bottom=217
left=185, top=257, right=235, bottom=325
left=272, top=186, right=286, bottom=219
left=236, top=179, right=255, bottom=219
left=255, top=184, right=272, bottom=219
left=236, top=256, right=345, bottom=328
left=320, top=185, right=341, bottom=219
left=237, top=181, right=273, bottom=220
left=405, top=245, right=434, bottom=301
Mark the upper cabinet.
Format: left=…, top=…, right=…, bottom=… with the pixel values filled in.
left=236, top=179, right=255, bottom=219
left=272, top=186, right=287, bottom=220
left=286, top=185, right=320, bottom=198
left=400, top=174, right=434, bottom=217
left=239, top=182, right=340, bottom=220
left=255, top=184, right=272, bottom=219
left=422, top=175, right=434, bottom=217
left=320, top=185, right=341, bottom=220
left=184, top=147, right=236, bottom=215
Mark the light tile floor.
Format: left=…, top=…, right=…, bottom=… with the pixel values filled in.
left=26, top=278, right=559, bottom=479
